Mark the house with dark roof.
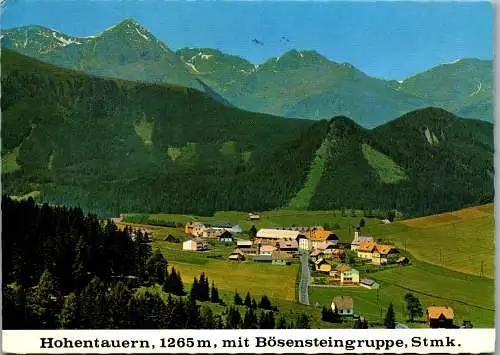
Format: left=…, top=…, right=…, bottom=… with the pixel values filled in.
left=218, top=231, right=234, bottom=243
left=331, top=296, right=354, bottom=316
left=253, top=255, right=273, bottom=263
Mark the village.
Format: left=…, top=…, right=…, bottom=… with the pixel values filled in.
left=176, top=213, right=459, bottom=329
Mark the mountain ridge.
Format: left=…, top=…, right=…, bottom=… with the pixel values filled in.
left=1, top=19, right=493, bottom=127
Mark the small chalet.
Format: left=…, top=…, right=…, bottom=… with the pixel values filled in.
left=253, top=255, right=272, bottom=263
left=277, top=239, right=298, bottom=254
left=182, top=239, right=208, bottom=251
left=218, top=231, right=234, bottom=243
left=203, top=228, right=223, bottom=239
left=360, top=278, right=380, bottom=289
left=310, top=230, right=339, bottom=248
left=248, top=213, right=260, bottom=221
left=271, top=250, right=292, bottom=265
left=185, top=222, right=206, bottom=237
left=207, top=223, right=242, bottom=234
left=259, top=244, right=276, bottom=256
left=372, top=245, right=399, bottom=265
left=256, top=229, right=305, bottom=246
left=331, top=296, right=354, bottom=316
left=426, top=306, right=454, bottom=328
left=357, top=242, right=377, bottom=259
left=163, top=234, right=180, bottom=243
left=228, top=250, right=246, bottom=262
left=237, top=240, right=253, bottom=249
left=309, top=249, right=324, bottom=261
left=314, top=258, right=331, bottom=273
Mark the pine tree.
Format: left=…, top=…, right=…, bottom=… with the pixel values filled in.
left=28, top=269, right=62, bottom=329
left=79, top=276, right=108, bottom=329
left=244, top=292, right=252, bottom=307
left=185, top=296, right=201, bottom=329
left=191, top=277, right=200, bottom=300
left=251, top=298, right=258, bottom=309
left=226, top=306, right=242, bottom=329
left=249, top=225, right=257, bottom=240
left=404, top=293, right=423, bottom=322
left=242, top=307, right=258, bottom=329
left=384, top=303, right=396, bottom=329
left=277, top=315, right=287, bottom=329
left=258, top=295, right=272, bottom=310
left=58, top=292, right=79, bottom=329
left=106, top=281, right=132, bottom=328
left=200, top=305, right=215, bottom=329
left=259, top=311, right=275, bottom=329
left=210, top=281, right=220, bottom=303
left=146, top=249, right=168, bottom=285
left=296, top=313, right=310, bottom=329
left=234, top=291, right=243, bottom=305
left=162, top=265, right=170, bottom=293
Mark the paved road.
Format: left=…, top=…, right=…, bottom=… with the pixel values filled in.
left=298, top=251, right=310, bottom=305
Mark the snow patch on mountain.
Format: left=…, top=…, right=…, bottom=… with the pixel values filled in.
left=52, top=32, right=82, bottom=46
left=134, top=27, right=150, bottom=41
left=201, top=54, right=213, bottom=60
left=185, top=62, right=199, bottom=73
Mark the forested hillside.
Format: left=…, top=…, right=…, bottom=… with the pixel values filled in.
left=2, top=197, right=309, bottom=330
left=2, top=49, right=494, bottom=218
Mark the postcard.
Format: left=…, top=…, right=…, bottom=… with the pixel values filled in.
left=0, top=0, right=495, bottom=353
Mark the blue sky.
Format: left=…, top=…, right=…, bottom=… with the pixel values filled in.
left=1, top=1, right=493, bottom=79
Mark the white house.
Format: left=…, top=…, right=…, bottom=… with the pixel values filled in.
left=182, top=239, right=208, bottom=251
left=340, top=268, right=359, bottom=285
left=331, top=296, right=354, bottom=316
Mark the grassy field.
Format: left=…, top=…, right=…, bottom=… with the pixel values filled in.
left=361, top=204, right=495, bottom=278
left=310, top=260, right=494, bottom=327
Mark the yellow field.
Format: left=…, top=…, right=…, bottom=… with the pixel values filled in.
left=366, top=204, right=495, bottom=278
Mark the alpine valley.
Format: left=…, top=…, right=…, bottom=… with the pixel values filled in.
left=2, top=19, right=493, bottom=127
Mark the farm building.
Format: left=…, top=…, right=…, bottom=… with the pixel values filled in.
left=372, top=245, right=400, bottom=265
left=360, top=278, right=380, bottom=289
left=351, top=231, right=374, bottom=251
left=256, top=229, right=305, bottom=244
left=357, top=242, right=377, bottom=259
left=278, top=240, right=298, bottom=254
left=248, top=213, right=260, bottom=221
left=396, top=256, right=410, bottom=265
left=331, top=296, right=354, bottom=316
left=182, top=239, right=208, bottom=251
left=202, top=228, right=224, bottom=239
left=163, top=234, right=180, bottom=243
left=310, top=230, right=339, bottom=248
left=259, top=245, right=276, bottom=256
left=381, top=219, right=392, bottom=224
left=253, top=255, right=273, bottom=263
left=207, top=223, right=242, bottom=234
left=218, top=231, right=234, bottom=243
left=237, top=240, right=253, bottom=249
left=426, top=306, right=454, bottom=328
left=271, top=250, right=292, bottom=265
left=228, top=250, right=245, bottom=262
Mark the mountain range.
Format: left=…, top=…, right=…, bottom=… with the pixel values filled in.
left=2, top=19, right=493, bottom=127
left=2, top=48, right=493, bottom=218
